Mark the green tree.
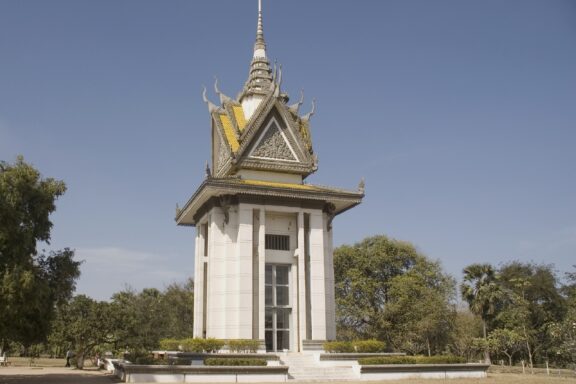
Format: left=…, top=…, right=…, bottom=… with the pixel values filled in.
left=487, top=328, right=525, bottom=366
left=460, top=263, right=504, bottom=363
left=448, top=308, right=484, bottom=361
left=0, top=157, right=80, bottom=350
left=334, top=235, right=456, bottom=354
left=111, top=288, right=167, bottom=353
left=386, top=260, right=456, bottom=355
left=50, top=295, right=115, bottom=369
left=497, top=262, right=565, bottom=367
left=161, top=278, right=194, bottom=339
left=550, top=267, right=575, bottom=365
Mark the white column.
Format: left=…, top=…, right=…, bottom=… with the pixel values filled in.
left=324, top=220, right=336, bottom=340
left=209, top=211, right=226, bottom=338
left=193, top=226, right=203, bottom=338
left=309, top=211, right=327, bottom=340
left=258, top=208, right=266, bottom=341
left=297, top=211, right=306, bottom=350
left=237, top=204, right=254, bottom=338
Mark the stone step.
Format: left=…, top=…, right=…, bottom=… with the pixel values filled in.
left=280, top=354, right=358, bottom=381
left=289, top=375, right=358, bottom=381
left=288, top=369, right=357, bottom=378
left=289, top=366, right=352, bottom=372
left=289, top=372, right=357, bottom=377
left=289, top=379, right=358, bottom=382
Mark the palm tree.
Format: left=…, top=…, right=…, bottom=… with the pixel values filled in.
left=461, top=263, right=504, bottom=363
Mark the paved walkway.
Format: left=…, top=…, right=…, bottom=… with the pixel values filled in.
left=0, top=367, right=118, bottom=384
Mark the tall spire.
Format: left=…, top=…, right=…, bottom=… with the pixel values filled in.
left=254, top=0, right=266, bottom=58
left=239, top=0, right=274, bottom=118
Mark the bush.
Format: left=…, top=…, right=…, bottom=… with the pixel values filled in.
left=228, top=339, right=260, bottom=353
left=178, top=338, right=224, bottom=353
left=359, top=356, right=416, bottom=365
left=180, top=338, right=204, bottom=352
left=353, top=339, right=386, bottom=353
left=359, top=355, right=467, bottom=365
left=323, top=341, right=354, bottom=353
left=415, top=355, right=466, bottom=364
left=201, top=338, right=226, bottom=353
left=204, top=358, right=267, bottom=366
left=159, top=338, right=181, bottom=351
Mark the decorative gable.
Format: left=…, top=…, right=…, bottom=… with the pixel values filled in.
left=232, top=102, right=316, bottom=176
left=249, top=116, right=298, bottom=162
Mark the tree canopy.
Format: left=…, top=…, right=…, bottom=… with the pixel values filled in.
left=0, top=157, right=81, bottom=348
left=334, top=235, right=456, bottom=355
left=460, top=261, right=573, bottom=367
left=47, top=281, right=194, bottom=368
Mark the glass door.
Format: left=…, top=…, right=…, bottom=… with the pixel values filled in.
left=265, top=264, right=291, bottom=351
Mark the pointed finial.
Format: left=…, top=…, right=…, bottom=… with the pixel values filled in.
left=302, top=98, right=316, bottom=121
left=277, top=64, right=283, bottom=88
left=289, top=89, right=304, bottom=113
left=254, top=0, right=266, bottom=58
left=240, top=0, right=273, bottom=101
left=202, top=86, right=218, bottom=113
left=358, top=178, right=365, bottom=194
left=205, top=161, right=212, bottom=178
left=214, top=76, right=232, bottom=104
left=273, top=64, right=283, bottom=97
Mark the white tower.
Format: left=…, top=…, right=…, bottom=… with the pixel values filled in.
left=176, top=2, right=364, bottom=352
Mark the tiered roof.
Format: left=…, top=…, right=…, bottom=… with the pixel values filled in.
left=176, top=1, right=364, bottom=227
left=202, top=0, right=317, bottom=179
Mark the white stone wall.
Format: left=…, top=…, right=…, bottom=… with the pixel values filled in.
left=193, top=203, right=335, bottom=350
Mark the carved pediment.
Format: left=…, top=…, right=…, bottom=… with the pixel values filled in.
left=249, top=117, right=298, bottom=162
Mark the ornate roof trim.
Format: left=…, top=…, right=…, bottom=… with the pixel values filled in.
left=175, top=177, right=364, bottom=226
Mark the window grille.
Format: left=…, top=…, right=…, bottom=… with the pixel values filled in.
left=265, top=234, right=290, bottom=251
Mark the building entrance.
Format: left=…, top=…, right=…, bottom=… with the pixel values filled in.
left=265, top=264, right=291, bottom=351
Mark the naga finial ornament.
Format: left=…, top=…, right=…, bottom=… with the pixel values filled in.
left=289, top=89, right=304, bottom=113
left=214, top=76, right=232, bottom=104
left=358, top=178, right=365, bottom=194
left=202, top=86, right=218, bottom=113
left=302, top=98, right=316, bottom=121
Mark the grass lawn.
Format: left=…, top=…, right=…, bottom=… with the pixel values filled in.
left=347, top=375, right=575, bottom=384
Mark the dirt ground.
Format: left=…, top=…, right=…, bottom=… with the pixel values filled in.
left=0, top=367, right=574, bottom=384
left=0, top=367, right=118, bottom=384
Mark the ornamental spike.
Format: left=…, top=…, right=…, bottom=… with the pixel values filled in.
left=358, top=178, right=366, bottom=194
left=254, top=0, right=266, bottom=58
left=277, top=64, right=283, bottom=88
left=214, top=76, right=232, bottom=104
left=202, top=86, right=218, bottom=113
left=302, top=98, right=316, bottom=121
left=289, top=89, right=304, bottom=113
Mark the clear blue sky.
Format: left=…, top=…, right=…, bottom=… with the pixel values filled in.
left=1, top=0, right=575, bottom=301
